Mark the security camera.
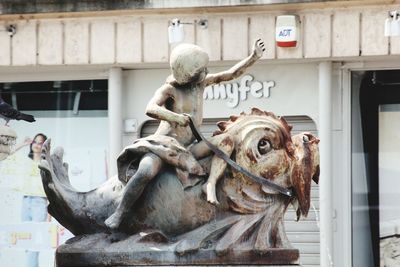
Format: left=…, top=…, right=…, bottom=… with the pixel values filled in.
left=171, top=19, right=181, bottom=27
left=198, top=19, right=208, bottom=29
left=6, top=25, right=16, bottom=37
left=168, top=19, right=183, bottom=44
left=168, top=18, right=208, bottom=43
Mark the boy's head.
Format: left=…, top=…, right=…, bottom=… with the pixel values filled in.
left=170, top=44, right=209, bottom=84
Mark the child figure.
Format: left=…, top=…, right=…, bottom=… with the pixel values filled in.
left=105, top=39, right=265, bottom=229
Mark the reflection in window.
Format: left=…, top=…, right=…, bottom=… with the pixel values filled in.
left=0, top=80, right=108, bottom=266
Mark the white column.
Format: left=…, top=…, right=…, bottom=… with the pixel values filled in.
left=108, top=67, right=123, bottom=177
left=319, top=61, right=333, bottom=267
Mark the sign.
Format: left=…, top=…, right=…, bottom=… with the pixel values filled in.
left=204, top=74, right=275, bottom=108
left=276, top=15, right=300, bottom=47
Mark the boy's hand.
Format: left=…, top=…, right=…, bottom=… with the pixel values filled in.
left=177, top=114, right=190, bottom=126
left=252, top=38, right=265, bottom=59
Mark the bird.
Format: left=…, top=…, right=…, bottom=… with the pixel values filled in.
left=0, top=96, right=35, bottom=125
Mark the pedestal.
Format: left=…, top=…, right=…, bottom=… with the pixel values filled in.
left=55, top=233, right=300, bottom=267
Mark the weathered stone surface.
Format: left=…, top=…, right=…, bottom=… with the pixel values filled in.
left=56, top=233, right=300, bottom=267
left=381, top=236, right=400, bottom=267
left=41, top=111, right=319, bottom=265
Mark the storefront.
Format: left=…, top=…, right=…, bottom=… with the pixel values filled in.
left=0, top=1, right=399, bottom=266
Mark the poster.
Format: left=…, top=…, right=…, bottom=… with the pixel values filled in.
left=0, top=115, right=108, bottom=267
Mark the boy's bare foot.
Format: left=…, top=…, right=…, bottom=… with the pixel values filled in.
left=202, top=182, right=219, bottom=205
left=105, top=211, right=123, bottom=229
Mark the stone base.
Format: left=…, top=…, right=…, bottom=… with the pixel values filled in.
left=56, top=234, right=300, bottom=267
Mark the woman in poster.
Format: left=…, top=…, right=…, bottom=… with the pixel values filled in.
left=20, top=133, right=48, bottom=267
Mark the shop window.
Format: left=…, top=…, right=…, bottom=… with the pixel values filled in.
left=352, top=70, right=400, bottom=267
left=0, top=80, right=107, bottom=111
left=0, top=79, right=108, bottom=266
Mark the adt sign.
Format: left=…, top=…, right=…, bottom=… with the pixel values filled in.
left=276, top=15, right=299, bottom=47
left=278, top=29, right=292, bottom=37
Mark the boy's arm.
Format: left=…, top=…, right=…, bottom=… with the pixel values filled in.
left=145, top=84, right=189, bottom=126
left=204, top=39, right=265, bottom=87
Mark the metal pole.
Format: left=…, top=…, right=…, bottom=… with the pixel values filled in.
left=319, top=61, right=333, bottom=267
left=108, top=67, right=123, bottom=177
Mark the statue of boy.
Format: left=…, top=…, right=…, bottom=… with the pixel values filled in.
left=105, top=39, right=265, bottom=229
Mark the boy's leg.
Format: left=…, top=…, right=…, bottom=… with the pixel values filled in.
left=105, top=153, right=163, bottom=229
left=190, top=133, right=234, bottom=204
left=190, top=140, right=213, bottom=159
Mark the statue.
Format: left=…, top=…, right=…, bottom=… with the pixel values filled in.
left=105, top=39, right=267, bottom=230
left=39, top=40, right=320, bottom=266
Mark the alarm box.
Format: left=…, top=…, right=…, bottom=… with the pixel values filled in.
left=276, top=15, right=300, bottom=48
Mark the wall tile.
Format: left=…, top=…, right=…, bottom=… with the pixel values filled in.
left=332, top=10, right=360, bottom=57
left=222, top=16, right=248, bottom=60
left=91, top=20, right=115, bottom=64
left=304, top=12, right=331, bottom=58
left=12, top=21, right=37, bottom=65
left=196, top=17, right=221, bottom=61
left=249, top=14, right=276, bottom=59
left=38, top=20, right=63, bottom=65
left=116, top=18, right=141, bottom=63
left=143, top=18, right=169, bottom=62
left=0, top=22, right=11, bottom=65
left=64, top=20, right=89, bottom=64
left=361, top=9, right=389, bottom=56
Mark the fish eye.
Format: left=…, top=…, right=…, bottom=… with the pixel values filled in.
left=258, top=138, right=272, bottom=155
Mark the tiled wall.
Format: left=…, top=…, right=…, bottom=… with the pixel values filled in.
left=0, top=5, right=397, bottom=66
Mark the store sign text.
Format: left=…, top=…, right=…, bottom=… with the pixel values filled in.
left=203, top=75, right=275, bottom=108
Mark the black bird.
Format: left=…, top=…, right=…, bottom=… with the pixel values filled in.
left=0, top=97, right=35, bottom=125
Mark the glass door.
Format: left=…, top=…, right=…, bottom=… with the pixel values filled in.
left=352, top=70, right=400, bottom=267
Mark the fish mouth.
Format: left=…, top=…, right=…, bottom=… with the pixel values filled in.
left=242, top=187, right=275, bottom=205
left=228, top=186, right=286, bottom=214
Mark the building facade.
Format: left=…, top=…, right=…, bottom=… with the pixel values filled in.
left=0, top=0, right=399, bottom=266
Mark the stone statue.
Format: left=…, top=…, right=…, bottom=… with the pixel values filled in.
left=105, top=39, right=266, bottom=229
left=39, top=40, right=320, bottom=266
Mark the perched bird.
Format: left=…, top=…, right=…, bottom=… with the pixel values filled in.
left=0, top=96, right=35, bottom=125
